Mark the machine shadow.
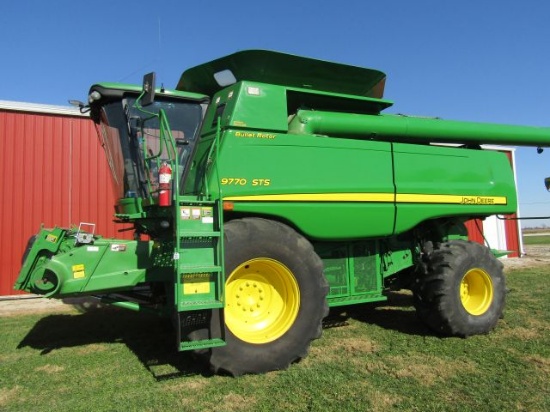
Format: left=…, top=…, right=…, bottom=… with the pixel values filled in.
left=324, top=290, right=435, bottom=337
left=17, top=307, right=213, bottom=380
left=18, top=291, right=433, bottom=378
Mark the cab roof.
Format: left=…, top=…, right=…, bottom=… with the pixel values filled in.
left=176, top=50, right=387, bottom=99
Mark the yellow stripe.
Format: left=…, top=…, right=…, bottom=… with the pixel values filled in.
left=223, top=193, right=507, bottom=205
left=223, top=193, right=394, bottom=202
left=396, top=194, right=508, bottom=205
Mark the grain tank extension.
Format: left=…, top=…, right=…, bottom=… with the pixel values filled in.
left=15, top=50, right=550, bottom=376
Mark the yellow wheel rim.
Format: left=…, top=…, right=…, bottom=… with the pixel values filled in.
left=460, top=268, right=494, bottom=316
left=225, top=258, right=300, bottom=344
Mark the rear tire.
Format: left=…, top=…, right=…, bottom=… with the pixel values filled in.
left=413, top=240, right=505, bottom=337
left=196, top=218, right=328, bottom=376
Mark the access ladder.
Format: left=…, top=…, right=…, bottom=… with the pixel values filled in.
left=174, top=198, right=226, bottom=350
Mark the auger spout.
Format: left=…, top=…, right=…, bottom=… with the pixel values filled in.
left=288, top=110, right=550, bottom=147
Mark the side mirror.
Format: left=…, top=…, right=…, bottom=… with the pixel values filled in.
left=545, top=177, right=550, bottom=192
left=141, top=72, right=156, bottom=106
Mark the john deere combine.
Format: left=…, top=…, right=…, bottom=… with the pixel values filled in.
left=15, top=50, right=550, bottom=375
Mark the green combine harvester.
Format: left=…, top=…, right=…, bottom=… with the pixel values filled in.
left=14, top=50, right=550, bottom=376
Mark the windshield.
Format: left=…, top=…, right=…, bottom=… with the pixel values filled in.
left=97, top=97, right=204, bottom=200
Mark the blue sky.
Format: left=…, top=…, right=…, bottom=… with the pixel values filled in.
left=3, top=0, right=550, bottom=227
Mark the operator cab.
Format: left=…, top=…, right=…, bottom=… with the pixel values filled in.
left=87, top=82, right=209, bottom=213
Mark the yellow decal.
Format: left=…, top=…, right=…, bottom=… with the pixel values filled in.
left=221, top=177, right=271, bottom=187
left=46, top=234, right=58, bottom=243
left=396, top=194, right=507, bottom=205
left=183, top=273, right=211, bottom=295
left=252, top=179, right=271, bottom=186
left=223, top=193, right=507, bottom=205
left=460, top=196, right=505, bottom=205
left=223, top=193, right=394, bottom=202
left=221, top=178, right=248, bottom=186
left=72, top=264, right=85, bottom=279
left=234, top=131, right=276, bottom=139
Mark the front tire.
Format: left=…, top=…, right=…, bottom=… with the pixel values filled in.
left=206, top=218, right=328, bottom=376
left=413, top=240, right=505, bottom=337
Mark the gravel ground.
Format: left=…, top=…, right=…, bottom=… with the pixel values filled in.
left=2, top=244, right=548, bottom=316
left=501, top=244, right=550, bottom=269
left=0, top=295, right=73, bottom=316
left=0, top=296, right=101, bottom=317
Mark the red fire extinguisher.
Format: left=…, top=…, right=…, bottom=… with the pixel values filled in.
left=158, top=162, right=172, bottom=207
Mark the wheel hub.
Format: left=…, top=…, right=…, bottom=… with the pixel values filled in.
left=235, top=281, right=265, bottom=312
left=225, top=258, right=300, bottom=344
left=460, top=268, right=494, bottom=316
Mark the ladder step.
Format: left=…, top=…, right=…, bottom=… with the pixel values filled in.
left=179, top=300, right=224, bottom=311
left=179, top=265, right=222, bottom=274
left=179, top=231, right=221, bottom=238
left=179, top=338, right=226, bottom=351
left=177, top=200, right=216, bottom=206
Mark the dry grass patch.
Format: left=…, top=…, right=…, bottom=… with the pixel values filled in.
left=504, top=326, right=541, bottom=340
left=523, top=354, right=550, bottom=374
left=221, top=392, right=257, bottom=411
left=305, top=336, right=379, bottom=367
left=498, top=316, right=548, bottom=341
left=367, top=354, right=476, bottom=386
left=0, top=385, right=22, bottom=408
left=0, top=353, right=22, bottom=363
left=369, top=389, right=403, bottom=411
left=35, top=364, right=65, bottom=374
left=337, top=337, right=379, bottom=354
left=163, top=378, right=210, bottom=393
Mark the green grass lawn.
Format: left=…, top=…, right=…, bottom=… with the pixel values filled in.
left=523, top=234, right=550, bottom=245
left=1, top=265, right=548, bottom=412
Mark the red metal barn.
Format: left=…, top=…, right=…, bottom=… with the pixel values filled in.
left=0, top=102, right=523, bottom=296
left=464, top=146, right=523, bottom=258
left=0, top=101, right=131, bottom=296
